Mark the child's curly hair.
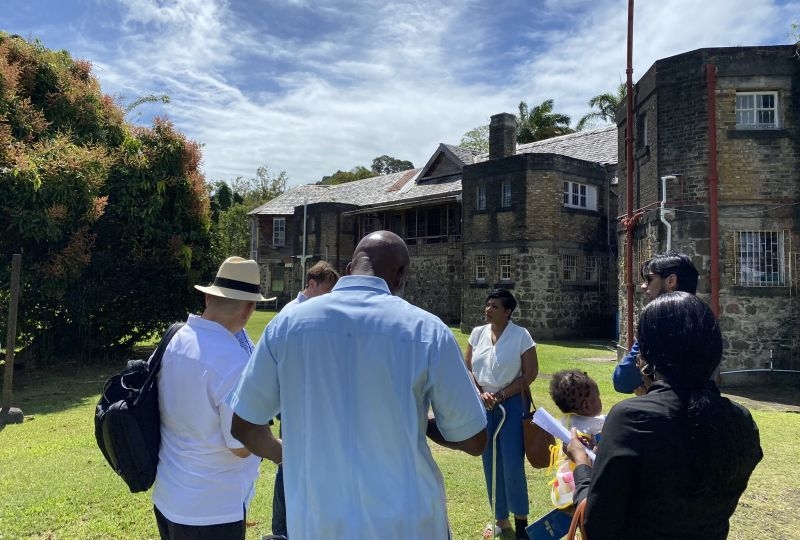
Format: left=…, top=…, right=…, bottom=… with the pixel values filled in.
left=549, top=369, right=597, bottom=414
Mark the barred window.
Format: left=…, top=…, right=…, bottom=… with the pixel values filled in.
left=585, top=255, right=599, bottom=282
left=273, top=217, right=286, bottom=247
left=475, top=254, right=486, bottom=281
left=501, top=180, right=512, bottom=208
left=476, top=185, right=486, bottom=210
left=736, top=92, right=778, bottom=129
left=735, top=230, right=787, bottom=286
left=561, top=254, right=577, bottom=282
left=499, top=254, right=512, bottom=281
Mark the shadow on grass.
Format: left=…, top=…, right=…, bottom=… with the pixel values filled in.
left=539, top=339, right=618, bottom=353
left=6, top=346, right=158, bottom=417
left=721, top=371, right=800, bottom=411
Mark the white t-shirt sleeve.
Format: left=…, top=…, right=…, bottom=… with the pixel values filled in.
left=212, top=348, right=253, bottom=449
left=228, top=327, right=281, bottom=426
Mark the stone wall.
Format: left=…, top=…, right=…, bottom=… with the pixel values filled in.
left=404, top=240, right=463, bottom=323
left=461, top=245, right=614, bottom=339
left=616, top=45, right=800, bottom=371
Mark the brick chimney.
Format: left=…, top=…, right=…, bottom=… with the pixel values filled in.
left=489, top=112, right=517, bottom=160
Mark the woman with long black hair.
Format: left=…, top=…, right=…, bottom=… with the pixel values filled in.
left=566, top=292, right=762, bottom=539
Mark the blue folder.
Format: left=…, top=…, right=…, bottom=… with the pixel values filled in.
left=526, top=508, right=573, bottom=539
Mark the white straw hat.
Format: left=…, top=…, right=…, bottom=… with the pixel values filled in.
left=194, top=256, right=268, bottom=302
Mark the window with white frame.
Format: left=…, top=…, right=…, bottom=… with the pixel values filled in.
left=476, top=185, right=486, bottom=210
left=561, top=254, right=577, bottom=282
left=735, top=230, right=787, bottom=286
left=273, top=217, right=286, bottom=246
left=501, top=180, right=512, bottom=208
left=736, top=92, right=778, bottom=129
left=585, top=255, right=599, bottom=283
left=475, top=254, right=487, bottom=281
left=498, top=254, right=512, bottom=281
left=563, top=181, right=598, bottom=211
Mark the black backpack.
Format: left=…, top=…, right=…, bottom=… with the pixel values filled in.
left=94, top=322, right=184, bottom=493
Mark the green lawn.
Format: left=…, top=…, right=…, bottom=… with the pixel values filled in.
left=0, top=310, right=796, bottom=539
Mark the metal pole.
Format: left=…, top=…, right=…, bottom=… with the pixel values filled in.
left=490, top=404, right=506, bottom=540
left=302, top=198, right=308, bottom=281
left=624, top=0, right=636, bottom=350
left=2, top=254, right=22, bottom=412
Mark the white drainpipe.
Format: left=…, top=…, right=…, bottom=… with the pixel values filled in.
left=660, top=175, right=677, bottom=252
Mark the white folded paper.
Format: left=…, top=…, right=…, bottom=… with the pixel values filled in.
left=532, top=406, right=596, bottom=463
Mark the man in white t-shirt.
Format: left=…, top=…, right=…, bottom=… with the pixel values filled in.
left=228, top=231, right=488, bottom=539
left=152, top=256, right=282, bottom=540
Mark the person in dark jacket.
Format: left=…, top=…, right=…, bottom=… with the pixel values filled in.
left=613, top=251, right=699, bottom=394
left=567, top=292, right=762, bottom=540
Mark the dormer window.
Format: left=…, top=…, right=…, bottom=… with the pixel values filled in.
left=563, top=181, right=598, bottom=211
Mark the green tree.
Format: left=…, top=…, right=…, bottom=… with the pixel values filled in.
left=319, top=166, right=375, bottom=185
left=459, top=125, right=490, bottom=153
left=230, top=165, right=287, bottom=207
left=371, top=155, right=413, bottom=175
left=576, top=83, right=626, bottom=130
left=516, top=99, right=573, bottom=144
left=208, top=166, right=287, bottom=265
left=0, top=32, right=211, bottom=362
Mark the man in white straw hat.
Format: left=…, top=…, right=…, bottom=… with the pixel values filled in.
left=152, top=256, right=282, bottom=540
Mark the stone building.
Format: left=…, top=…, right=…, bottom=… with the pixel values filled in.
left=617, top=45, right=800, bottom=371
left=249, top=115, right=618, bottom=338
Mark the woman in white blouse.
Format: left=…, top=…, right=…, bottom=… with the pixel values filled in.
left=466, top=288, right=539, bottom=540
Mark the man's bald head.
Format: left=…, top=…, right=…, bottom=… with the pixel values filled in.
left=346, top=230, right=410, bottom=295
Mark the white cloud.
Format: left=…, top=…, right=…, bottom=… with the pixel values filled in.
left=3, top=0, right=796, bottom=186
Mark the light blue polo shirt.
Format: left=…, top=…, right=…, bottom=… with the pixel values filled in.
left=229, top=275, right=486, bottom=539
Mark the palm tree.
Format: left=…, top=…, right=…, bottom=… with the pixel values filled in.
left=516, top=99, right=573, bottom=144
left=576, top=83, right=627, bottom=131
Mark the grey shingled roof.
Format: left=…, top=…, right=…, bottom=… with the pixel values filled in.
left=443, top=144, right=480, bottom=165
left=250, top=125, right=618, bottom=216
left=497, top=125, right=618, bottom=165
left=249, top=169, right=462, bottom=216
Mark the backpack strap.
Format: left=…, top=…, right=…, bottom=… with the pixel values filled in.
left=133, top=321, right=185, bottom=407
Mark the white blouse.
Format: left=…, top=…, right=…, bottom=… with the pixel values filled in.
left=469, top=321, right=535, bottom=393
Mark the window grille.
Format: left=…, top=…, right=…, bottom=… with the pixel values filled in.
left=561, top=254, right=577, bottom=282
left=476, top=185, right=486, bottom=210
left=475, top=254, right=486, bottom=281
left=501, top=180, right=512, bottom=208
left=499, top=254, right=512, bottom=281
left=734, top=230, right=787, bottom=286
left=563, top=181, right=597, bottom=210
left=736, top=92, right=778, bottom=128
left=273, top=217, right=286, bottom=247
left=270, top=263, right=285, bottom=292
left=585, top=255, right=599, bottom=283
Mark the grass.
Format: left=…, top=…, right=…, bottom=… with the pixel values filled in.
left=0, top=309, right=797, bottom=539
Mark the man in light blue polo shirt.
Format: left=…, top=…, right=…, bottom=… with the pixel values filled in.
left=229, top=230, right=487, bottom=539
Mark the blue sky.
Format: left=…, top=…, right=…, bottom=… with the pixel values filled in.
left=4, top=0, right=797, bottom=187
